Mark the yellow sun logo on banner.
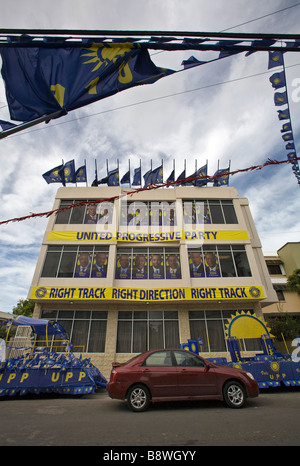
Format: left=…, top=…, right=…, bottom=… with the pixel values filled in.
left=81, top=43, right=136, bottom=94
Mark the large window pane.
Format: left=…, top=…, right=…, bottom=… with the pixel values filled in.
left=88, top=320, right=107, bottom=352
left=41, top=251, right=61, bottom=277
left=56, top=319, right=73, bottom=342
left=189, top=320, right=208, bottom=352
left=219, top=251, right=236, bottom=277
left=234, top=251, right=251, bottom=276
left=195, top=202, right=211, bottom=224
left=209, top=201, right=224, bottom=223
left=71, top=320, right=90, bottom=352
left=115, top=252, right=131, bottom=279
left=116, top=321, right=132, bottom=353
left=222, top=202, right=238, bottom=224
left=74, top=251, right=92, bottom=278
left=57, top=251, right=76, bottom=277
left=133, top=321, right=148, bottom=353
left=206, top=320, right=226, bottom=352
left=70, top=201, right=86, bottom=224
left=165, top=321, right=179, bottom=348
left=55, top=201, right=73, bottom=224
left=183, top=202, right=195, bottom=224
left=84, top=204, right=97, bottom=224
left=149, top=321, right=164, bottom=349
left=117, top=311, right=179, bottom=353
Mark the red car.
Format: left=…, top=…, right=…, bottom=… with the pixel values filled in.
left=107, top=349, right=259, bottom=411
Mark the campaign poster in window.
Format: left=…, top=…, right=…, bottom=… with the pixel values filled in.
left=162, top=203, right=176, bottom=226
left=149, top=253, right=165, bottom=279
left=84, top=205, right=98, bottom=224
left=166, top=253, right=181, bottom=279
left=195, top=202, right=211, bottom=224
left=74, top=252, right=92, bottom=278
left=132, top=254, right=148, bottom=279
left=119, top=204, right=128, bottom=226
left=127, top=203, right=148, bottom=226
left=115, top=254, right=131, bottom=279
left=91, top=252, right=108, bottom=278
left=149, top=205, right=162, bottom=226
left=189, top=251, right=205, bottom=277
left=204, top=251, right=221, bottom=277
left=97, top=202, right=113, bottom=224
left=183, top=202, right=195, bottom=224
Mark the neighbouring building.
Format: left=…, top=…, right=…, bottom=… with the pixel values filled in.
left=263, top=242, right=300, bottom=351
left=28, top=185, right=277, bottom=378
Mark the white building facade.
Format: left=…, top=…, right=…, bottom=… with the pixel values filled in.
left=28, top=185, right=277, bottom=378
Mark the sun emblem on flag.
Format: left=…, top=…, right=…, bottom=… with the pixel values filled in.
left=81, top=43, right=136, bottom=94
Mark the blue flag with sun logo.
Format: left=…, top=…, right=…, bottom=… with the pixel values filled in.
left=0, top=43, right=174, bottom=122
left=42, top=164, right=64, bottom=184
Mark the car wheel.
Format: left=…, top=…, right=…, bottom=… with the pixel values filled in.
left=223, top=381, right=246, bottom=409
left=127, top=385, right=150, bottom=412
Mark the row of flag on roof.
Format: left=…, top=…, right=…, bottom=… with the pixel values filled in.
left=268, top=51, right=300, bottom=185
left=42, top=160, right=87, bottom=186
left=42, top=160, right=230, bottom=187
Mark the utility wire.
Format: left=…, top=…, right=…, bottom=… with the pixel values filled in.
left=221, top=2, right=300, bottom=32
left=3, top=61, right=300, bottom=139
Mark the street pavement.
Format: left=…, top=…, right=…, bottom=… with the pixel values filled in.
left=0, top=387, right=299, bottom=447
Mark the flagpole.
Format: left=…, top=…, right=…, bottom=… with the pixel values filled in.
left=173, top=159, right=175, bottom=187
left=92, top=159, right=98, bottom=186
left=61, top=159, right=65, bottom=187
left=129, top=159, right=131, bottom=188
left=0, top=109, right=66, bottom=140
left=85, top=159, right=87, bottom=187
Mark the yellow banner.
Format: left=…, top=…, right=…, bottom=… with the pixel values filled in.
left=47, top=230, right=249, bottom=242
left=31, top=285, right=264, bottom=301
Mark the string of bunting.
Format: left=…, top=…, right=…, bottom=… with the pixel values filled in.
left=0, top=156, right=299, bottom=226
left=268, top=51, right=300, bottom=185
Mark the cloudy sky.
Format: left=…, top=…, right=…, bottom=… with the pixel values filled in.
left=0, top=0, right=299, bottom=312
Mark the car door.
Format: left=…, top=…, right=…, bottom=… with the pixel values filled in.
left=173, top=350, right=217, bottom=397
left=141, top=350, right=178, bottom=397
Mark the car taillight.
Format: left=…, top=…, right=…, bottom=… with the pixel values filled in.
left=110, top=369, right=118, bottom=382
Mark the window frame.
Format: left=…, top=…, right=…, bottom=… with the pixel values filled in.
left=183, top=199, right=238, bottom=225
left=116, top=310, right=180, bottom=353
left=41, top=245, right=109, bottom=278
left=115, top=247, right=182, bottom=280
left=188, top=245, right=251, bottom=278
left=40, top=309, right=108, bottom=353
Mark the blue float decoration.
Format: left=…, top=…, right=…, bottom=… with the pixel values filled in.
left=181, top=312, right=300, bottom=389
left=0, top=313, right=107, bottom=396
